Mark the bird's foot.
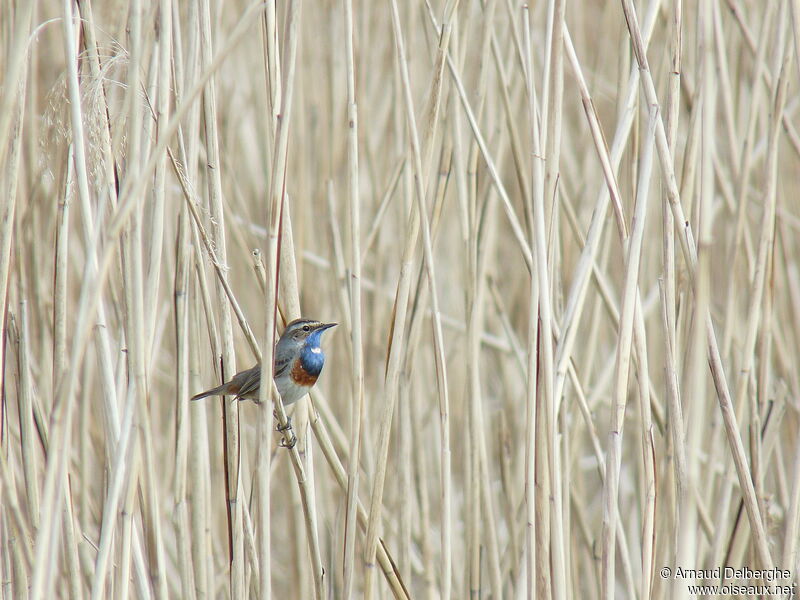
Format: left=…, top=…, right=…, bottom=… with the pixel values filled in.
left=279, top=432, right=297, bottom=449
left=274, top=413, right=293, bottom=432
left=272, top=410, right=295, bottom=448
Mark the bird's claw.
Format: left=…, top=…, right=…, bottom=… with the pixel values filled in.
left=275, top=414, right=293, bottom=432
left=279, top=433, right=297, bottom=449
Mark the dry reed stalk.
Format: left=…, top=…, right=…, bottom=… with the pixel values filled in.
left=0, top=0, right=34, bottom=174
left=342, top=0, right=365, bottom=595
left=601, top=106, right=657, bottom=600
left=253, top=3, right=280, bottom=598
left=195, top=0, right=246, bottom=593
left=32, top=4, right=108, bottom=598
left=621, top=0, right=777, bottom=575
left=540, top=11, right=565, bottom=585
left=258, top=3, right=329, bottom=598
left=5, top=0, right=800, bottom=597
left=364, top=2, right=460, bottom=598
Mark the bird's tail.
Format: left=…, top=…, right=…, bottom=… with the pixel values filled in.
left=191, top=385, right=224, bottom=401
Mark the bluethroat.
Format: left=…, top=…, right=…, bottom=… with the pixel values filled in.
left=191, top=319, right=337, bottom=406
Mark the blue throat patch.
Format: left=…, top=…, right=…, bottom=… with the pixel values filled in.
left=300, top=335, right=325, bottom=376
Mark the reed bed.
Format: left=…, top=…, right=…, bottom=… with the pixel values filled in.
left=2, top=0, right=800, bottom=598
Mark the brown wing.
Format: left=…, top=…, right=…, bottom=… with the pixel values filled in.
left=230, top=365, right=262, bottom=399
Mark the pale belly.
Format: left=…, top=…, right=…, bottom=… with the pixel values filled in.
left=275, top=377, right=313, bottom=405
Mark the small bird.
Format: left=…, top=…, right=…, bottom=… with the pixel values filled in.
left=191, top=319, right=337, bottom=405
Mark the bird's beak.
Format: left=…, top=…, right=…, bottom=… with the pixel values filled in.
left=318, top=322, right=337, bottom=332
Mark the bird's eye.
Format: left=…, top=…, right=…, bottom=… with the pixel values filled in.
left=303, top=325, right=311, bottom=332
